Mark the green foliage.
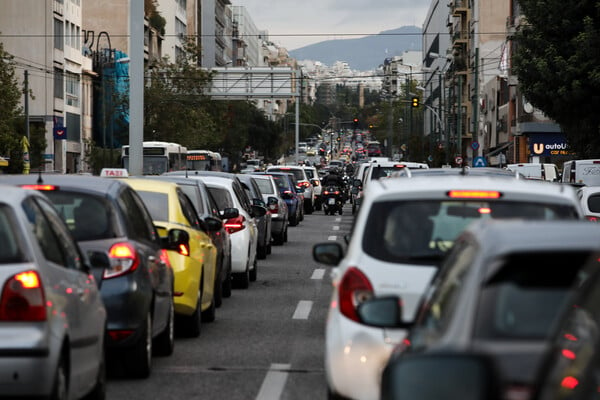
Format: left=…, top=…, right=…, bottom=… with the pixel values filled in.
left=513, top=0, right=600, bottom=157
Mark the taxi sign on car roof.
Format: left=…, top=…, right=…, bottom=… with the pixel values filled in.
left=100, top=168, right=129, bottom=178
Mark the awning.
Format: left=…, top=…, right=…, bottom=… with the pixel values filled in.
left=485, top=141, right=512, bottom=157
left=0, top=157, right=8, bottom=167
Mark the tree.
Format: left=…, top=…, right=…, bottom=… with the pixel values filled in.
left=513, top=0, right=600, bottom=158
left=0, top=39, right=26, bottom=173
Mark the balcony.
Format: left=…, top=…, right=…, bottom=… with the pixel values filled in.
left=449, top=0, right=469, bottom=16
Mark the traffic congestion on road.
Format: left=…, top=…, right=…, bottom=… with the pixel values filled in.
left=3, top=133, right=600, bottom=400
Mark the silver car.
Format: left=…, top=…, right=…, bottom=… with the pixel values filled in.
left=0, top=185, right=107, bottom=399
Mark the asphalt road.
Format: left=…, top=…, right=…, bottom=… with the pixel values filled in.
left=106, top=202, right=354, bottom=400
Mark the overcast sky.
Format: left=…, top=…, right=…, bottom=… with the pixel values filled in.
left=232, top=0, right=430, bottom=51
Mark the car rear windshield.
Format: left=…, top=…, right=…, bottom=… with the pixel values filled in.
left=0, top=205, right=26, bottom=263
left=362, top=200, right=578, bottom=264
left=270, top=168, right=304, bottom=181
left=370, top=166, right=406, bottom=180
left=207, top=187, right=234, bottom=209
left=136, top=191, right=169, bottom=221
left=255, top=179, right=274, bottom=195
left=271, top=175, right=290, bottom=190
left=44, top=191, right=115, bottom=241
left=474, top=251, right=590, bottom=340
left=587, top=193, right=600, bottom=213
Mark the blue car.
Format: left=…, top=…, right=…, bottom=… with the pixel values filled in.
left=263, top=172, right=304, bottom=226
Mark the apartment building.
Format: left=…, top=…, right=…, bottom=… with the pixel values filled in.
left=200, top=0, right=232, bottom=67
left=1, top=0, right=90, bottom=173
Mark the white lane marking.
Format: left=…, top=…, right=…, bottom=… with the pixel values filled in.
left=332, top=226, right=340, bottom=231
left=335, top=217, right=342, bottom=222
left=311, top=268, right=326, bottom=280
left=255, top=363, right=291, bottom=400
left=328, top=235, right=337, bottom=241
left=292, top=300, right=313, bottom=320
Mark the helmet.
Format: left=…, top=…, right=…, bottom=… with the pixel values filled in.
left=330, top=167, right=339, bottom=175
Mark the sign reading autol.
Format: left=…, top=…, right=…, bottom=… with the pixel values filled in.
left=530, top=133, right=572, bottom=156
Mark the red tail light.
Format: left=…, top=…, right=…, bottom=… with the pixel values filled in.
left=0, top=270, right=46, bottom=321
left=105, top=242, right=140, bottom=279
left=338, top=267, right=374, bottom=323
left=224, top=215, right=246, bottom=234
left=299, top=181, right=311, bottom=188
left=21, top=184, right=58, bottom=191
left=268, top=203, right=279, bottom=213
left=586, top=216, right=599, bottom=222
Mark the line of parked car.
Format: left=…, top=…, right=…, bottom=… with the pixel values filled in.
left=313, top=165, right=600, bottom=400
left=0, top=166, right=312, bottom=399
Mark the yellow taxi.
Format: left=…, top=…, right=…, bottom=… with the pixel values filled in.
left=123, top=178, right=218, bottom=337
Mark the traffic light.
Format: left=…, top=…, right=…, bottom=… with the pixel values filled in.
left=411, top=97, right=420, bottom=108
left=353, top=117, right=359, bottom=128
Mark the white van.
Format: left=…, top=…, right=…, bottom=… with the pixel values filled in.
left=506, top=163, right=559, bottom=181
left=562, top=159, right=600, bottom=186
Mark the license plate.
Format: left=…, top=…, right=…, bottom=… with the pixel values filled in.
left=328, top=198, right=336, bottom=205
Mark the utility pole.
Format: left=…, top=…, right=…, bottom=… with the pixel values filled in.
left=24, top=70, right=29, bottom=140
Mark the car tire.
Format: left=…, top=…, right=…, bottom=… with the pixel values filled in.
left=222, top=257, right=233, bottom=298
left=125, top=313, right=152, bottom=379
left=289, top=213, right=298, bottom=227
left=249, top=259, right=257, bottom=282
left=214, top=261, right=224, bottom=307
left=234, top=262, right=250, bottom=289
left=178, top=289, right=202, bottom=338
left=327, top=388, right=349, bottom=400
left=153, top=297, right=175, bottom=357
left=201, top=295, right=216, bottom=323
left=284, top=227, right=288, bottom=242
left=51, top=354, right=68, bottom=400
left=273, top=230, right=284, bottom=245
left=257, top=244, right=267, bottom=259
left=266, top=243, right=272, bottom=255
left=82, top=347, right=106, bottom=400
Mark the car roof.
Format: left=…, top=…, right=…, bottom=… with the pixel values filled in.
left=459, top=219, right=600, bottom=277
left=164, top=170, right=237, bottom=179
left=409, top=167, right=520, bottom=177
left=362, top=175, right=582, bottom=210
left=0, top=173, right=129, bottom=197
left=122, top=177, right=180, bottom=195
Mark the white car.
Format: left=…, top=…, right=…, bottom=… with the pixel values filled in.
left=302, top=165, right=322, bottom=211
left=577, top=185, right=600, bottom=221
left=194, top=174, right=262, bottom=288
left=313, top=174, right=584, bottom=400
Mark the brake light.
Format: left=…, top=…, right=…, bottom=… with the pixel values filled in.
left=108, top=330, right=135, bottom=342
left=393, top=164, right=406, bottom=168
left=268, top=203, right=279, bottom=213
left=338, top=267, right=374, bottom=323
left=224, top=215, right=246, bottom=234
left=178, top=243, right=190, bottom=256
left=447, top=190, right=502, bottom=199
left=561, top=377, right=579, bottom=390
left=21, top=184, right=58, bottom=191
left=104, top=242, right=140, bottom=279
left=586, top=216, right=599, bottom=222
left=0, top=270, right=46, bottom=321
left=313, top=181, right=320, bottom=187
left=299, top=181, right=311, bottom=188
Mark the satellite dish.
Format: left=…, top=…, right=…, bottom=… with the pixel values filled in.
left=523, top=96, right=534, bottom=113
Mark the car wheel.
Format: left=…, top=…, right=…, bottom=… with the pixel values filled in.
left=214, top=260, right=224, bottom=307
left=266, top=243, right=272, bottom=255
left=352, top=203, right=356, bottom=215
left=82, top=347, right=106, bottom=400
left=249, top=259, right=257, bottom=282
left=272, top=231, right=284, bottom=245
left=284, top=227, right=288, bottom=242
left=51, top=354, right=68, bottom=400
left=257, top=243, right=267, bottom=259
left=153, top=297, right=175, bottom=357
left=222, top=258, right=233, bottom=298
left=289, top=213, right=298, bottom=227
left=234, top=262, right=250, bottom=289
left=178, top=289, right=202, bottom=338
left=327, top=387, right=350, bottom=400
left=201, top=294, right=216, bottom=323
left=125, top=313, right=152, bottom=379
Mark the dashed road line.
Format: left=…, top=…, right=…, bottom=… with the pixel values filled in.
left=292, top=300, right=313, bottom=320
left=311, top=268, right=325, bottom=280
left=255, top=363, right=291, bottom=400
left=328, top=235, right=337, bottom=241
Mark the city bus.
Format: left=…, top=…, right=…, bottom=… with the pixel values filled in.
left=121, top=141, right=188, bottom=175
left=186, top=150, right=222, bottom=171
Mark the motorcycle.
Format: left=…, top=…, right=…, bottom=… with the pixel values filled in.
left=322, top=185, right=344, bottom=215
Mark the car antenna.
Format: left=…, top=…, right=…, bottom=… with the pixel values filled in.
left=460, top=157, right=468, bottom=176
left=37, top=168, right=44, bottom=184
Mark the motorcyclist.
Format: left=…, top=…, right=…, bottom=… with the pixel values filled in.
left=322, top=167, right=345, bottom=188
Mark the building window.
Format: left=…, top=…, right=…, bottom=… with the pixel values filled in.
left=66, top=112, right=81, bottom=141
left=175, top=17, right=186, bottom=40
left=54, top=68, right=64, bottom=99
left=65, top=72, right=80, bottom=107
left=54, top=18, right=64, bottom=50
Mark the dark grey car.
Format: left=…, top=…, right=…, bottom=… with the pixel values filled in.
left=237, top=173, right=272, bottom=259
left=367, top=220, right=600, bottom=400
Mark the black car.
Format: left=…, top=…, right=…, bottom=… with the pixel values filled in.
left=0, top=174, right=176, bottom=379
left=141, top=175, right=234, bottom=306
left=264, top=171, right=304, bottom=226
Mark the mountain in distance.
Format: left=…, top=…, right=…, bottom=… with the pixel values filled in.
left=288, top=26, right=422, bottom=72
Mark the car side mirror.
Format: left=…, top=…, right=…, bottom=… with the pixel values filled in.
left=381, top=352, right=501, bottom=400
left=253, top=198, right=267, bottom=208
left=313, top=242, right=344, bottom=265
left=204, top=216, right=223, bottom=232
left=281, top=191, right=294, bottom=200
left=267, top=196, right=279, bottom=206
left=220, top=207, right=239, bottom=220
left=164, top=228, right=190, bottom=251
left=251, top=204, right=267, bottom=218
left=295, top=186, right=305, bottom=194
left=356, top=296, right=413, bottom=329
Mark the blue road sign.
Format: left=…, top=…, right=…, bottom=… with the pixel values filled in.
left=473, top=156, right=487, bottom=167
